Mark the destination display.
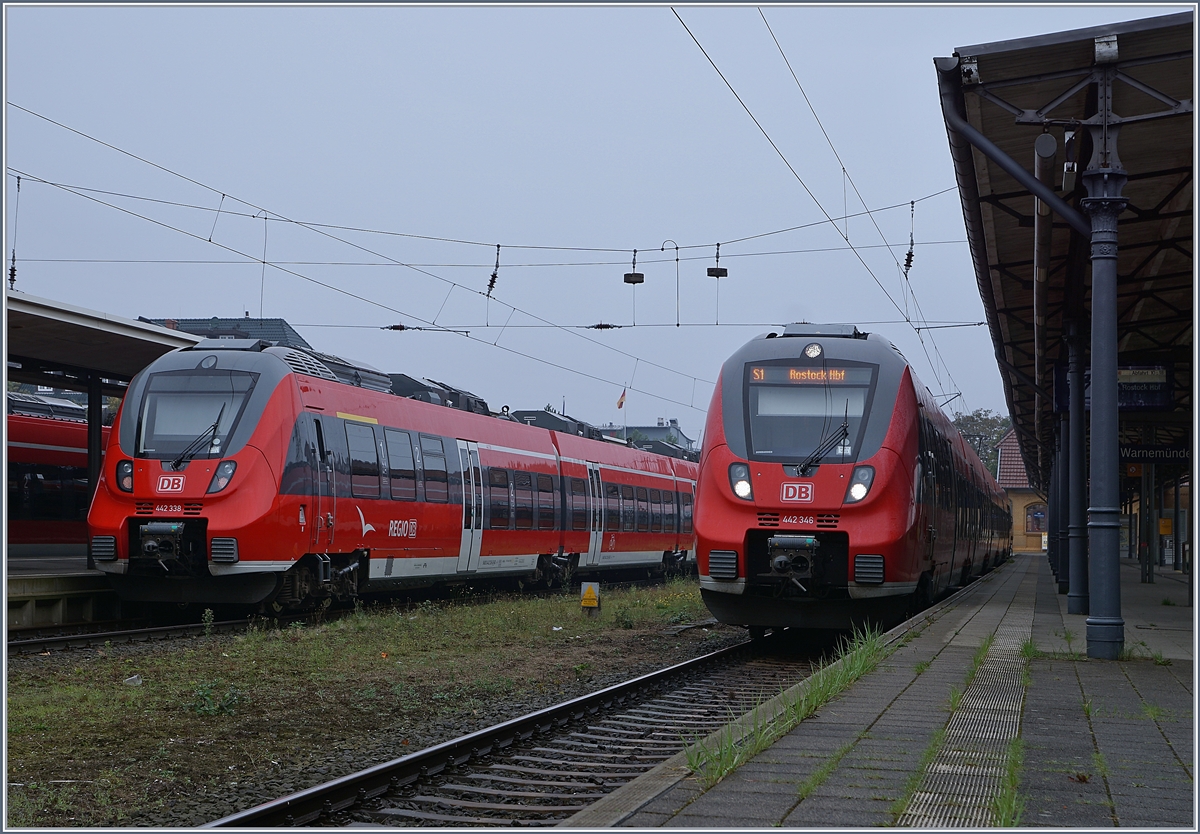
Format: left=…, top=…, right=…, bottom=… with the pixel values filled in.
left=749, top=366, right=874, bottom=385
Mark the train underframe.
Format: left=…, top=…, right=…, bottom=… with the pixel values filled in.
left=105, top=535, right=691, bottom=613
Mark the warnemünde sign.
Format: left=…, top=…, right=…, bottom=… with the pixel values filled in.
left=1119, top=445, right=1191, bottom=463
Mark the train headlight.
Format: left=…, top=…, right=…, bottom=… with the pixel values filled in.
left=728, top=463, right=753, bottom=500
left=116, top=460, right=134, bottom=493
left=843, top=465, right=875, bottom=503
left=803, top=342, right=823, bottom=358
left=207, top=460, right=238, bottom=493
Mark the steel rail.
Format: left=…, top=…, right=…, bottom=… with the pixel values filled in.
left=204, top=639, right=754, bottom=827
left=7, top=619, right=248, bottom=653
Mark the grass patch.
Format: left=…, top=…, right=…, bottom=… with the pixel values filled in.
left=890, top=726, right=947, bottom=821
left=1162, top=597, right=1177, bottom=606
left=1141, top=703, right=1167, bottom=721
left=965, top=634, right=994, bottom=688
left=7, top=578, right=720, bottom=827
left=913, top=660, right=930, bottom=676
left=796, top=734, right=863, bottom=801
left=1020, top=638, right=1038, bottom=659
left=992, top=737, right=1025, bottom=826
left=684, top=624, right=889, bottom=789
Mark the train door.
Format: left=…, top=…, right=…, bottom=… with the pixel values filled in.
left=584, top=463, right=603, bottom=566
left=312, top=416, right=334, bottom=550
left=456, top=440, right=483, bottom=572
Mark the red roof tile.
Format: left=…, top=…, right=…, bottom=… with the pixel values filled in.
left=996, top=428, right=1031, bottom=490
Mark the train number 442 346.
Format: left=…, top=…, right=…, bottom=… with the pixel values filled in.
left=782, top=515, right=814, bottom=525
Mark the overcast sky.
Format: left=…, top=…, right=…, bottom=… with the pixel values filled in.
left=4, top=3, right=1180, bottom=444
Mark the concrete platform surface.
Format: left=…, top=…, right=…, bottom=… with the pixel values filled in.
left=564, top=552, right=1195, bottom=829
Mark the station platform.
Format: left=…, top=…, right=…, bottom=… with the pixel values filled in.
left=567, top=551, right=1194, bottom=829
left=6, top=554, right=121, bottom=630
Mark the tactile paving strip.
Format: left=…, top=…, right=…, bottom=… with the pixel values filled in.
left=897, top=572, right=1035, bottom=828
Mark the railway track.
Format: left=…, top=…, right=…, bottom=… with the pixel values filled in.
left=6, top=619, right=251, bottom=654
left=206, top=636, right=823, bottom=827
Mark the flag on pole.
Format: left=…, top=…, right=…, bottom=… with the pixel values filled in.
left=617, top=388, right=626, bottom=409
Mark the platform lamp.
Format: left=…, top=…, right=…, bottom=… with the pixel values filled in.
left=707, top=243, right=728, bottom=325
left=624, top=249, right=644, bottom=325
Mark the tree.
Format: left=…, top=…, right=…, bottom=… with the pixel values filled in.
left=952, top=408, right=1011, bottom=477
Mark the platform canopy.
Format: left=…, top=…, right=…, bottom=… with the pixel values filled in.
left=938, top=12, right=1192, bottom=491
left=6, top=291, right=200, bottom=393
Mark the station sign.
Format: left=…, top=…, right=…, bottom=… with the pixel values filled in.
left=1055, top=365, right=1175, bottom=412
left=1119, top=445, right=1190, bottom=464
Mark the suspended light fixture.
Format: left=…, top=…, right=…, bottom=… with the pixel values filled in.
left=706, top=242, right=727, bottom=279
left=623, top=249, right=644, bottom=284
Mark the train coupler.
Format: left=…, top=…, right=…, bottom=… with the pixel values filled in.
left=767, top=534, right=819, bottom=579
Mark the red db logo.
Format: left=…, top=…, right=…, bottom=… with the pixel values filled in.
left=780, top=482, right=814, bottom=503
left=157, top=475, right=185, bottom=493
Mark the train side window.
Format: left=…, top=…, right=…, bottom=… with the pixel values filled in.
left=604, top=483, right=620, bottom=531
left=570, top=477, right=588, bottom=531
left=664, top=489, right=677, bottom=533
left=537, top=474, right=556, bottom=530
left=514, top=471, right=534, bottom=530
left=636, top=487, right=649, bottom=532
left=384, top=429, right=417, bottom=501
left=680, top=491, right=693, bottom=534
left=420, top=434, right=448, bottom=503
left=345, top=423, right=381, bottom=499
left=621, top=484, right=635, bottom=531
left=489, top=468, right=511, bottom=528
left=649, top=488, right=663, bottom=533
left=10, top=463, right=90, bottom=521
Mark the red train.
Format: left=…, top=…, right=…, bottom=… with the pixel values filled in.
left=87, top=339, right=697, bottom=611
left=7, top=395, right=109, bottom=557
left=695, top=324, right=1011, bottom=632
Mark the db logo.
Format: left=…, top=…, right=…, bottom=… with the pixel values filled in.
left=157, top=475, right=185, bottom=493
left=780, top=482, right=814, bottom=503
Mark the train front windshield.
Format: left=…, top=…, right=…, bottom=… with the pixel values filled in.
left=135, top=370, right=259, bottom=460
left=744, top=363, right=877, bottom=462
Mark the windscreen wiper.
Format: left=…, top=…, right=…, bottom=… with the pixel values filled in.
left=170, top=402, right=226, bottom=471
left=795, top=402, right=850, bottom=476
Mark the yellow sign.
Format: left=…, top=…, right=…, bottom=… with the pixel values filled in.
left=580, top=582, right=600, bottom=609
left=1160, top=518, right=1174, bottom=535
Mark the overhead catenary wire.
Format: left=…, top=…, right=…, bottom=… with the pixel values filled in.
left=757, top=9, right=964, bottom=405
left=6, top=155, right=714, bottom=395
left=2, top=169, right=960, bottom=266
left=6, top=101, right=979, bottom=411
left=760, top=12, right=966, bottom=409
left=14, top=169, right=709, bottom=412
left=11, top=237, right=968, bottom=269
left=746, top=9, right=969, bottom=410
left=671, top=9, right=912, bottom=325
left=4, top=107, right=717, bottom=395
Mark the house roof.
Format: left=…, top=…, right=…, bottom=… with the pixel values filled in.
left=996, top=428, right=1033, bottom=491
left=139, top=316, right=312, bottom=349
